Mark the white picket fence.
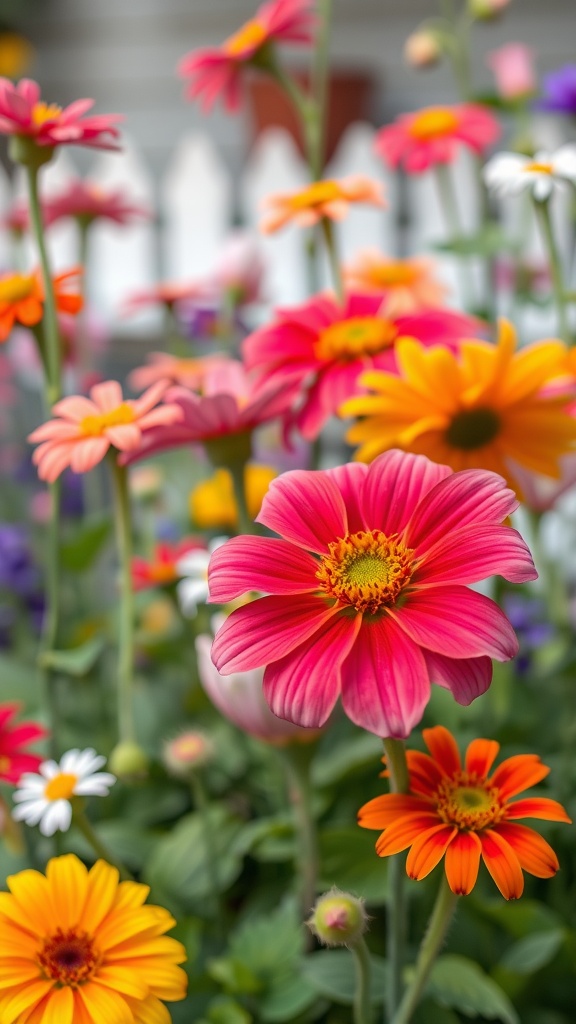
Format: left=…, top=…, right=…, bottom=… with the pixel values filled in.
left=1, top=115, right=569, bottom=339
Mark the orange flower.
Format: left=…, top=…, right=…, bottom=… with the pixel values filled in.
left=260, top=175, right=385, bottom=234
left=359, top=725, right=571, bottom=899
left=0, top=268, right=82, bottom=341
left=343, top=250, right=450, bottom=315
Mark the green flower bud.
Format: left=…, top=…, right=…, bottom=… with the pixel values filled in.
left=308, top=889, right=368, bottom=947
left=108, top=741, right=149, bottom=781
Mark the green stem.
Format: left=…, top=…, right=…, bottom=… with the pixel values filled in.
left=433, top=163, right=474, bottom=312
left=40, top=480, right=62, bottom=760
left=25, top=163, right=62, bottom=407
left=73, top=804, right=133, bottom=880
left=352, top=936, right=373, bottom=1024
left=280, top=745, right=319, bottom=920
left=190, top=772, right=223, bottom=932
left=533, top=198, right=571, bottom=343
left=382, top=738, right=410, bottom=1022
left=109, top=458, right=136, bottom=744
left=391, top=876, right=459, bottom=1024
left=229, top=458, right=254, bottom=536
left=310, top=0, right=333, bottom=179
left=321, top=217, right=344, bottom=304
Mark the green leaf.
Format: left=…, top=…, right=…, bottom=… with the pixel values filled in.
left=228, top=903, right=303, bottom=978
left=206, top=998, right=253, bottom=1024
left=39, top=635, right=105, bottom=677
left=60, top=516, right=111, bottom=572
left=319, top=827, right=388, bottom=903
left=259, top=973, right=318, bottom=1022
left=434, top=225, right=513, bottom=258
left=312, top=730, right=383, bottom=786
left=207, top=957, right=262, bottom=995
left=425, top=955, right=519, bottom=1023
left=474, top=898, right=562, bottom=939
left=500, top=929, right=565, bottom=975
left=303, top=949, right=388, bottom=1005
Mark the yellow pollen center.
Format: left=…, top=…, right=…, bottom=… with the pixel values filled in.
left=315, top=316, right=399, bottom=362
left=435, top=774, right=505, bottom=831
left=223, top=18, right=268, bottom=57
left=524, top=161, right=554, bottom=174
left=0, top=273, right=35, bottom=304
left=367, top=262, right=420, bottom=288
left=409, top=107, right=460, bottom=140
left=80, top=403, right=136, bottom=437
left=287, top=180, right=345, bottom=211
left=44, top=772, right=78, bottom=801
left=316, top=529, right=414, bottom=614
left=32, top=101, right=63, bottom=127
left=37, top=928, right=101, bottom=987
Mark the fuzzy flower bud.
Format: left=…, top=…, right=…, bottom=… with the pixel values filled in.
left=469, top=0, right=511, bottom=19
left=108, top=741, right=149, bottom=781
left=404, top=30, right=442, bottom=69
left=308, top=890, right=368, bottom=947
left=163, top=730, right=214, bottom=778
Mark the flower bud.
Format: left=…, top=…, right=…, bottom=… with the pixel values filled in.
left=308, top=890, right=368, bottom=947
left=163, top=730, right=214, bottom=778
left=469, top=0, right=511, bottom=19
left=108, top=741, right=149, bottom=781
left=404, top=30, right=442, bottom=69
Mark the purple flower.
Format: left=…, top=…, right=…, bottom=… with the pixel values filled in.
left=0, top=525, right=40, bottom=597
left=537, top=64, right=576, bottom=114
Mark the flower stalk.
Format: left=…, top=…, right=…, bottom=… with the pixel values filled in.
left=533, top=197, right=571, bottom=343
left=382, top=737, right=410, bottom=1023
left=280, top=743, right=319, bottom=921
left=109, top=458, right=137, bottom=745
left=352, top=935, right=374, bottom=1024
left=72, top=802, right=133, bottom=881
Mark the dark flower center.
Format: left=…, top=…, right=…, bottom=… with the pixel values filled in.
left=445, top=407, right=500, bottom=450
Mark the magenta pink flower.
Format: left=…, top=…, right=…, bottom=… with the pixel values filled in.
left=209, top=451, right=537, bottom=738
left=178, top=0, right=316, bottom=112
left=0, top=703, right=47, bottom=784
left=243, top=291, right=480, bottom=440
left=487, top=43, right=537, bottom=101
left=42, top=178, right=150, bottom=227
left=0, top=78, right=122, bottom=150
left=376, top=104, right=501, bottom=174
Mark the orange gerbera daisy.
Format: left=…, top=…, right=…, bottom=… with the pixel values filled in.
left=260, top=175, right=385, bottom=234
left=359, top=726, right=571, bottom=899
left=343, top=318, right=576, bottom=495
left=0, top=853, right=187, bottom=1023
left=0, top=267, right=82, bottom=341
left=343, top=250, right=449, bottom=316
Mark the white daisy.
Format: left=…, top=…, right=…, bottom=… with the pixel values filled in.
left=483, top=145, right=576, bottom=200
left=176, top=536, right=227, bottom=617
left=11, top=747, right=116, bottom=836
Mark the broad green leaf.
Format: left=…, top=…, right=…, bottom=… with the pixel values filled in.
left=426, top=955, right=519, bottom=1023
left=39, top=635, right=105, bottom=677
left=303, top=949, right=388, bottom=1005
left=312, top=730, right=383, bottom=786
left=60, top=516, right=111, bottom=572
left=228, top=903, right=303, bottom=977
left=434, top=225, right=513, bottom=258
left=259, top=973, right=318, bottom=1022
left=206, top=997, right=253, bottom=1024
left=319, top=827, right=388, bottom=903
left=207, top=957, right=262, bottom=995
left=474, top=898, right=562, bottom=939
left=500, top=929, right=565, bottom=975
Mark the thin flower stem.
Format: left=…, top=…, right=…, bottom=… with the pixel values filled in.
left=351, top=936, right=373, bottom=1024
left=279, top=744, right=319, bottom=921
left=433, top=162, right=475, bottom=312
left=310, top=0, right=333, bottom=179
left=40, top=479, right=62, bottom=760
left=533, top=197, right=571, bottom=343
left=25, top=164, right=62, bottom=408
left=190, top=771, right=224, bottom=934
left=73, top=804, right=133, bottom=880
left=382, top=738, right=410, bottom=1023
left=228, top=458, right=255, bottom=536
left=321, top=217, right=345, bottom=304
left=391, top=875, right=459, bottom=1024
left=109, top=458, right=136, bottom=744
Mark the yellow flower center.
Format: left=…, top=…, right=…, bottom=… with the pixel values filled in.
left=80, top=403, right=136, bottom=437
left=435, top=774, right=505, bottom=831
left=315, top=316, right=399, bottom=362
left=0, top=272, right=35, bottom=304
left=316, top=529, right=414, bottom=614
left=44, top=772, right=78, bottom=801
left=37, top=928, right=101, bottom=987
left=223, top=18, right=268, bottom=57
left=445, top=407, right=501, bottom=450
left=409, top=106, right=460, bottom=140
left=32, top=101, right=63, bottom=127
left=287, top=180, right=345, bottom=211
left=366, top=261, right=421, bottom=288
left=524, top=161, right=554, bottom=175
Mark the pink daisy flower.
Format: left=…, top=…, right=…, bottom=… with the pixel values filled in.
left=0, top=78, right=122, bottom=150
left=28, top=379, right=184, bottom=482
left=42, top=179, right=150, bottom=228
left=376, top=103, right=501, bottom=174
left=122, top=280, right=211, bottom=316
left=0, top=703, right=47, bottom=784
left=178, top=0, right=316, bottom=112
left=209, top=451, right=537, bottom=738
left=128, top=352, right=228, bottom=393
left=243, top=291, right=480, bottom=440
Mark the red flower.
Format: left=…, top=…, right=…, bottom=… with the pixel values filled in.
left=132, top=539, right=205, bottom=591
left=0, top=703, right=47, bottom=784
left=0, top=78, right=122, bottom=150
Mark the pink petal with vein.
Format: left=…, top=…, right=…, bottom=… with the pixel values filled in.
left=414, top=524, right=537, bottom=586
left=363, top=450, right=452, bottom=537
left=91, top=380, right=123, bottom=412
left=257, top=470, right=347, bottom=553
left=392, top=585, right=519, bottom=660
left=105, top=424, right=141, bottom=450
left=404, top=469, right=518, bottom=552
left=325, top=463, right=368, bottom=533
left=69, top=437, right=110, bottom=473
left=51, top=395, right=99, bottom=421
left=424, top=650, right=492, bottom=704
left=208, top=536, right=319, bottom=602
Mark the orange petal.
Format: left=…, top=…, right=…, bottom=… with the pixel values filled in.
left=404, top=749, right=445, bottom=795
left=493, top=823, right=559, bottom=878
left=480, top=829, right=524, bottom=900
left=406, top=824, right=457, bottom=880
left=465, top=738, right=500, bottom=779
left=444, top=830, right=482, bottom=895
left=490, top=754, right=549, bottom=799
left=422, top=725, right=461, bottom=776
left=375, top=813, right=440, bottom=857
left=504, top=797, right=572, bottom=823
left=358, top=794, right=433, bottom=830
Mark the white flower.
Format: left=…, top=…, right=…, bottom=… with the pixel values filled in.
left=483, top=146, right=576, bottom=200
left=175, top=536, right=227, bottom=617
left=11, top=747, right=116, bottom=836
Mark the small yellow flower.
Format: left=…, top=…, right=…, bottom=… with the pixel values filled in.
left=190, top=464, right=278, bottom=530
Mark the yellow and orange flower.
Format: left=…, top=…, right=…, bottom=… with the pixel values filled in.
left=343, top=250, right=449, bottom=315
left=260, top=175, right=385, bottom=234
left=0, top=853, right=187, bottom=1023
left=342, top=318, right=576, bottom=495
left=189, top=464, right=278, bottom=530
left=359, top=726, right=571, bottom=899
left=0, top=268, right=82, bottom=341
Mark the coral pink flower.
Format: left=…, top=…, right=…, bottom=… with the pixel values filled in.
left=129, top=352, right=228, bottom=393
left=123, top=359, right=300, bottom=463
left=122, top=280, right=210, bottom=315
left=0, top=78, right=122, bottom=150
left=260, top=176, right=386, bottom=234
left=243, top=291, right=480, bottom=440
left=28, top=379, right=183, bottom=482
left=178, top=0, right=316, bottom=112
left=0, top=703, right=47, bottom=784
left=42, top=178, right=150, bottom=228
left=132, top=538, right=205, bottom=591
left=487, top=43, right=537, bottom=100
left=376, top=104, right=501, bottom=174
left=209, top=451, right=537, bottom=737
left=343, top=251, right=450, bottom=315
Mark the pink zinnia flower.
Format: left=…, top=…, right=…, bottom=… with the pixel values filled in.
left=42, top=178, right=150, bottom=228
left=487, top=44, right=537, bottom=100
left=28, top=379, right=183, bottom=482
left=178, top=0, right=316, bottom=112
left=0, top=703, right=47, bottom=784
left=122, top=280, right=211, bottom=315
left=243, top=291, right=480, bottom=440
left=376, top=104, right=501, bottom=174
left=209, top=451, right=537, bottom=737
left=129, top=352, right=228, bottom=393
left=0, top=78, right=122, bottom=150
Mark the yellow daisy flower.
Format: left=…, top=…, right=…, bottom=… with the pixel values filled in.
left=342, top=319, right=576, bottom=494
left=0, top=853, right=187, bottom=1023
left=189, top=463, right=278, bottom=530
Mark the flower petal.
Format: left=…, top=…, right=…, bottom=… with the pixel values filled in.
left=375, top=813, right=441, bottom=856
left=493, top=823, right=559, bottom=878
left=392, top=586, right=518, bottom=660
left=465, top=738, right=500, bottom=778
left=413, top=524, right=537, bottom=586
left=490, top=754, right=550, bottom=799
left=504, top=797, right=571, bottom=823
left=406, top=823, right=457, bottom=880
left=363, top=450, right=452, bottom=537
left=404, top=469, right=518, bottom=553
left=424, top=650, right=493, bottom=705
left=256, top=470, right=347, bottom=553
left=444, top=830, right=482, bottom=894
left=358, top=793, right=434, bottom=830
left=480, top=829, right=524, bottom=899
left=422, top=725, right=461, bottom=776
left=208, top=536, right=319, bottom=602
